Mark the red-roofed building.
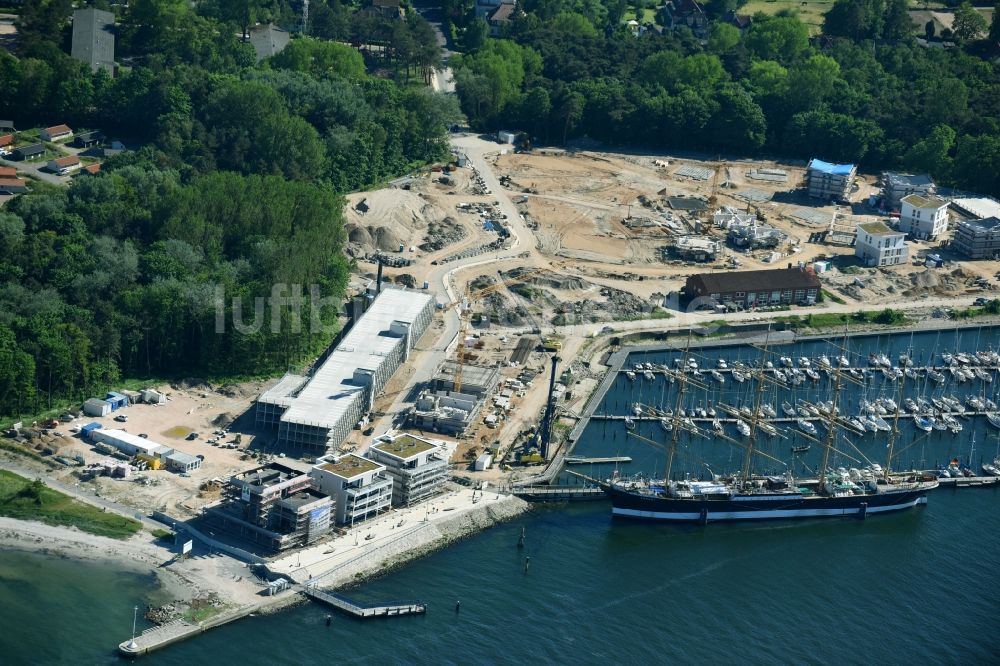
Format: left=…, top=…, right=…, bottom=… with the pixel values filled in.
left=0, top=166, right=16, bottom=178
left=0, top=178, right=28, bottom=194
left=40, top=124, right=74, bottom=141
left=48, top=155, right=82, bottom=175
left=82, top=163, right=102, bottom=174
left=0, top=134, right=13, bottom=148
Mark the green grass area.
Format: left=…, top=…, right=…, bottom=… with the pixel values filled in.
left=182, top=603, right=227, bottom=624
left=821, top=289, right=846, bottom=305
left=0, top=470, right=142, bottom=539
left=624, top=7, right=659, bottom=23
left=741, top=0, right=836, bottom=32
left=775, top=308, right=910, bottom=330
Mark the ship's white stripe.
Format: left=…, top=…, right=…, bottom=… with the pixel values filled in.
left=611, top=496, right=926, bottom=521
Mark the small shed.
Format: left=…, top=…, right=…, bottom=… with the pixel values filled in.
left=166, top=451, right=202, bottom=473
left=40, top=124, right=73, bottom=141
left=83, top=398, right=112, bottom=417
left=105, top=391, right=129, bottom=410
left=474, top=453, right=493, bottom=471
left=497, top=130, right=521, bottom=145
left=72, top=130, right=104, bottom=148
left=12, top=144, right=44, bottom=161
left=141, top=388, right=166, bottom=404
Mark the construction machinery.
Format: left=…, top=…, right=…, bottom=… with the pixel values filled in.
left=442, top=267, right=550, bottom=393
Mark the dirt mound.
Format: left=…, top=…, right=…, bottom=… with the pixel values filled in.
left=212, top=412, right=235, bottom=427
left=910, top=270, right=940, bottom=290
left=174, top=378, right=210, bottom=391
left=371, top=226, right=403, bottom=252
left=347, top=224, right=372, bottom=245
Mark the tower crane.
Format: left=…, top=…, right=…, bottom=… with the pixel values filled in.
left=443, top=267, right=551, bottom=393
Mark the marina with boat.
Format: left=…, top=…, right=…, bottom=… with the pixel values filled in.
left=563, top=324, right=1000, bottom=520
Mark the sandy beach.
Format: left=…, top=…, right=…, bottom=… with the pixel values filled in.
left=0, top=517, right=270, bottom=608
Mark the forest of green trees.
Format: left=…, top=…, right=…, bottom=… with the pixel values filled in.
left=446, top=0, right=1000, bottom=198
left=0, top=0, right=459, bottom=419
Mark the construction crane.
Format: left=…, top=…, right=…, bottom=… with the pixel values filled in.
left=443, top=267, right=551, bottom=393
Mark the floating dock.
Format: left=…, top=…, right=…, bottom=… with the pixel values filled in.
left=513, top=485, right=605, bottom=502
left=565, top=456, right=632, bottom=465
left=935, top=475, right=1000, bottom=488
left=304, top=586, right=425, bottom=618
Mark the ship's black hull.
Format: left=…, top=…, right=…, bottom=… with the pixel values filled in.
left=603, top=484, right=932, bottom=523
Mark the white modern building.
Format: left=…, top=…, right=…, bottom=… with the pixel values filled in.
left=899, top=194, right=949, bottom=240
left=367, top=434, right=448, bottom=506
left=855, top=221, right=908, bottom=267
left=256, top=288, right=435, bottom=454
left=310, top=454, right=393, bottom=526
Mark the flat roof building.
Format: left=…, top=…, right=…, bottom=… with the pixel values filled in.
left=248, top=23, right=290, bottom=62
left=684, top=267, right=820, bottom=310
left=256, top=288, right=435, bottom=454
left=882, top=172, right=935, bottom=210
left=855, top=221, right=907, bottom=267
left=165, top=451, right=201, bottom=473
left=311, top=454, right=393, bottom=526
left=807, top=159, right=856, bottom=202
left=208, top=463, right=332, bottom=551
left=952, top=217, right=1000, bottom=260
left=899, top=194, right=949, bottom=240
left=367, top=434, right=448, bottom=506
left=72, top=8, right=115, bottom=73
left=410, top=389, right=480, bottom=435
left=90, top=429, right=172, bottom=458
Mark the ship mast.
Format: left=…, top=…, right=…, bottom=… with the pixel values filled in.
left=664, top=331, right=694, bottom=482
left=884, top=354, right=908, bottom=481
left=740, top=327, right=772, bottom=482
left=816, top=354, right=843, bottom=482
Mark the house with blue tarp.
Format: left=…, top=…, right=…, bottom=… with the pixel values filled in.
left=807, top=158, right=857, bottom=202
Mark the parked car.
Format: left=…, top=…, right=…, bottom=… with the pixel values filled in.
left=186, top=432, right=199, bottom=440
left=138, top=433, right=148, bottom=439
left=974, top=297, right=990, bottom=306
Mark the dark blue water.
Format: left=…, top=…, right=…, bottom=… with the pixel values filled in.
left=3, top=326, right=999, bottom=664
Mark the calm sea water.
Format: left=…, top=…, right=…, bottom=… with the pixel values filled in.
left=3, top=327, right=1000, bottom=664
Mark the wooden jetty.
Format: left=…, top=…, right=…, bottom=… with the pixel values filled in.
left=565, top=456, right=632, bottom=465
left=935, top=475, right=1000, bottom=488
left=513, top=485, right=606, bottom=502
left=304, top=586, right=425, bottom=618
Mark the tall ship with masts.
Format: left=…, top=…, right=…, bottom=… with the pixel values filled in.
left=601, top=333, right=939, bottom=523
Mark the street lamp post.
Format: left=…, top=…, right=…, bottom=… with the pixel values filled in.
left=127, top=605, right=138, bottom=651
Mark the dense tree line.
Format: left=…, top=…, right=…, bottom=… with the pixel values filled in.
left=0, top=0, right=458, bottom=418
left=448, top=0, right=1000, bottom=197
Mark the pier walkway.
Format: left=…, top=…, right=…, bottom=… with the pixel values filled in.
left=304, top=586, right=425, bottom=618
left=513, top=484, right=606, bottom=502
left=118, top=604, right=257, bottom=657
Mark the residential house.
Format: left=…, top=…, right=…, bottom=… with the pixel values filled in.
left=855, top=221, right=908, bottom=267
left=248, top=24, right=290, bottom=62
left=683, top=266, right=821, bottom=309
left=0, top=167, right=16, bottom=178
left=806, top=158, right=857, bottom=201
left=724, top=10, right=752, bottom=31
left=370, top=0, right=404, bottom=19
left=951, top=217, right=1000, bottom=259
left=475, top=0, right=515, bottom=20
left=310, top=454, right=394, bottom=526
left=48, top=155, right=82, bottom=175
left=12, top=144, right=45, bottom=161
left=487, top=3, right=517, bottom=36
left=82, top=163, right=102, bottom=175
left=0, top=134, right=13, bottom=150
left=0, top=120, right=15, bottom=132
left=882, top=172, right=935, bottom=210
left=366, top=434, right=448, bottom=506
left=0, top=178, right=28, bottom=194
left=72, top=130, right=104, bottom=149
left=71, top=7, right=115, bottom=74
left=40, top=125, right=73, bottom=142
left=899, top=193, right=949, bottom=240
left=660, top=0, right=709, bottom=38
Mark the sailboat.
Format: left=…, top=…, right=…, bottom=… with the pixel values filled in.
left=602, top=334, right=938, bottom=523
